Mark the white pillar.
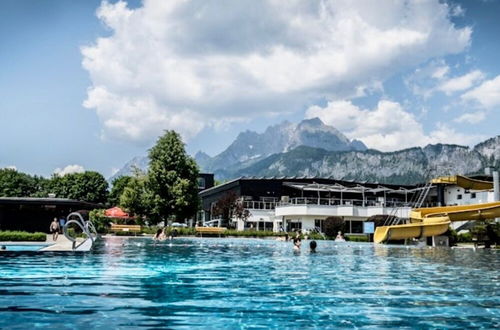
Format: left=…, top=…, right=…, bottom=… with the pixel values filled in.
left=493, top=171, right=499, bottom=201
left=494, top=171, right=500, bottom=222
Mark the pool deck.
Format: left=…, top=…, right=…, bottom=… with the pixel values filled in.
left=0, top=235, right=90, bottom=252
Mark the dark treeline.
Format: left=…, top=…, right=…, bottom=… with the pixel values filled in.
left=0, top=168, right=109, bottom=204
left=0, top=130, right=200, bottom=224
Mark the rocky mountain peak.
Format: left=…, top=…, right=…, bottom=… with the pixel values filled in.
left=195, top=118, right=367, bottom=172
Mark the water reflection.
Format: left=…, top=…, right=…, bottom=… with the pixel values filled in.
left=0, top=237, right=498, bottom=328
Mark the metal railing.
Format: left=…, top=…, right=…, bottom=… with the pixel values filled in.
left=277, top=197, right=412, bottom=208
left=242, top=197, right=437, bottom=210
left=63, top=212, right=97, bottom=250
left=243, top=201, right=278, bottom=210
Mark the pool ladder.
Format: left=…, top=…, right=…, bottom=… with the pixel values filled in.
left=63, top=212, right=98, bottom=251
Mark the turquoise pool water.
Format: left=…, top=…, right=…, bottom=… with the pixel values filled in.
left=0, top=237, right=498, bottom=328
left=1, top=244, right=50, bottom=251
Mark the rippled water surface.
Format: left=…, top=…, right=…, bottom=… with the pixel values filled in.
left=0, top=237, right=499, bottom=329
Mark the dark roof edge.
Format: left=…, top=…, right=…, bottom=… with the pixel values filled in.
left=0, top=197, right=103, bottom=208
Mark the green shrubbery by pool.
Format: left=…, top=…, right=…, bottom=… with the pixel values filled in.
left=0, top=231, right=46, bottom=242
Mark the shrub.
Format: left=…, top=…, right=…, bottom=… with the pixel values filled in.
left=0, top=231, right=46, bottom=242
left=164, top=227, right=196, bottom=236
left=323, top=216, right=345, bottom=238
left=307, top=232, right=326, bottom=240
left=141, top=226, right=161, bottom=235
left=89, top=209, right=112, bottom=233
left=114, top=231, right=141, bottom=236
left=457, top=232, right=473, bottom=242
left=345, top=235, right=369, bottom=242
left=223, top=230, right=281, bottom=237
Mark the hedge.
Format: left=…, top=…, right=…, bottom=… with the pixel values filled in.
left=0, top=231, right=47, bottom=242
left=345, top=235, right=369, bottom=242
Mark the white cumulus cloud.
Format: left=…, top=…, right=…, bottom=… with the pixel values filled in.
left=454, top=112, right=486, bottom=124
left=461, top=75, right=500, bottom=109
left=305, top=100, right=483, bottom=151
left=437, top=70, right=484, bottom=95
left=54, top=165, right=86, bottom=177
left=82, top=0, right=471, bottom=144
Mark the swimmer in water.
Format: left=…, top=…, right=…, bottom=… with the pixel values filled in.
left=309, top=240, right=317, bottom=253
left=293, top=235, right=301, bottom=251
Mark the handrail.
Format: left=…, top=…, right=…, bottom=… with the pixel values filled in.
left=63, top=212, right=97, bottom=250
left=242, top=197, right=438, bottom=210
left=203, top=219, right=222, bottom=227
left=276, top=198, right=415, bottom=208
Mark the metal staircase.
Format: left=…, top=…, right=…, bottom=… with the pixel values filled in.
left=414, top=182, right=433, bottom=208
left=382, top=182, right=434, bottom=227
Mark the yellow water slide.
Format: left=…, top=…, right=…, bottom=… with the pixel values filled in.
left=373, top=202, right=500, bottom=243
left=431, top=175, right=493, bottom=190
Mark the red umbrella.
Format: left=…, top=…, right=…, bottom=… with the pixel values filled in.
left=104, top=207, right=130, bottom=218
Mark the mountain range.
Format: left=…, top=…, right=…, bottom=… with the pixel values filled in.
left=111, top=118, right=500, bottom=185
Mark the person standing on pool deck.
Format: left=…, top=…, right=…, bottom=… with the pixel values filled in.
left=50, top=218, right=60, bottom=241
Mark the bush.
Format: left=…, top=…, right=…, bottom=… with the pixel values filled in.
left=457, top=232, right=472, bottom=242
left=89, top=209, right=111, bottom=233
left=307, top=232, right=327, bottom=240
left=323, top=216, right=345, bottom=238
left=65, top=227, right=87, bottom=238
left=223, top=230, right=281, bottom=237
left=345, top=235, right=369, bottom=242
left=166, top=227, right=196, bottom=236
left=114, top=231, right=141, bottom=236
left=141, top=226, right=161, bottom=235
left=0, top=231, right=46, bottom=242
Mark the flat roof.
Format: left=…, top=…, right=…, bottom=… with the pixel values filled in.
left=199, top=176, right=420, bottom=197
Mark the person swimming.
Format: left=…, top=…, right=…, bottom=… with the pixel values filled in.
left=153, top=228, right=165, bottom=241
left=293, top=233, right=301, bottom=251
left=309, top=240, right=317, bottom=253
left=335, top=231, right=345, bottom=242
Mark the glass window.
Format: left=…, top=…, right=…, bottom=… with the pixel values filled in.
left=289, top=222, right=302, bottom=231
left=351, top=221, right=363, bottom=234
left=245, top=222, right=256, bottom=230
left=197, top=177, right=206, bottom=189
left=314, top=219, right=324, bottom=231
left=471, top=193, right=476, bottom=199
left=457, top=194, right=462, bottom=200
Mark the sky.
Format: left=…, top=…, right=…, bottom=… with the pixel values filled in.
left=1, top=0, right=500, bottom=178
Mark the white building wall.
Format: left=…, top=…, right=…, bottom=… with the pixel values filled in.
left=275, top=205, right=410, bottom=219
left=444, top=185, right=493, bottom=206
left=234, top=205, right=411, bottom=232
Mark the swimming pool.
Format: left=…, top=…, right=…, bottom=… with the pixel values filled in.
left=0, top=237, right=498, bottom=328
left=1, top=244, right=51, bottom=251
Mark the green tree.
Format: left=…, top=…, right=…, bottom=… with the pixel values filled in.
left=48, top=171, right=109, bottom=204
left=0, top=168, right=39, bottom=197
left=147, top=131, right=199, bottom=223
left=109, top=175, right=132, bottom=206
left=323, top=216, right=345, bottom=238
left=120, top=173, right=151, bottom=219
